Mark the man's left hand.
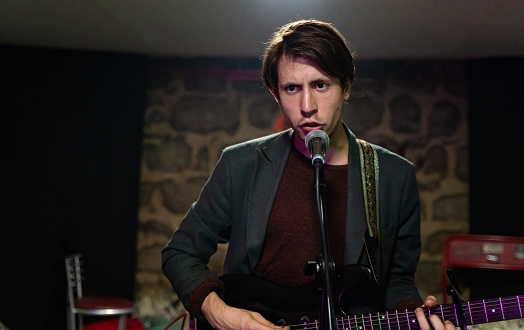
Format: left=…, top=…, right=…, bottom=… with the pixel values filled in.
left=415, top=296, right=456, bottom=330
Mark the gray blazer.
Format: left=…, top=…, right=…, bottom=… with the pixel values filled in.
left=162, top=124, right=422, bottom=312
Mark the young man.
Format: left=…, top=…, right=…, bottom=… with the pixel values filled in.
left=162, top=19, right=455, bottom=330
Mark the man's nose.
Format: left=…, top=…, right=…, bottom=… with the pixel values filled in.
left=301, top=88, right=317, bottom=114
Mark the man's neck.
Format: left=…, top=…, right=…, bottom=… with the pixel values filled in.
left=325, top=136, right=349, bottom=165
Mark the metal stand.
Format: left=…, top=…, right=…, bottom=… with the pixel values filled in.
left=446, top=268, right=467, bottom=330
left=308, top=163, right=337, bottom=330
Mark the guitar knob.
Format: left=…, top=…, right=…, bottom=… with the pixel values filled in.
left=486, top=254, right=499, bottom=263
left=300, top=315, right=310, bottom=325
left=276, top=319, right=287, bottom=327
left=304, top=261, right=318, bottom=276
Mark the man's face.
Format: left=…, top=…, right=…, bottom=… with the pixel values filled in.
left=276, top=56, right=350, bottom=144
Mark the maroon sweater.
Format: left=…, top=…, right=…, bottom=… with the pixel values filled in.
left=255, top=146, right=347, bottom=287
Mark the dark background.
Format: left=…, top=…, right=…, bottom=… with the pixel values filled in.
left=467, top=57, right=524, bottom=300
left=1, top=45, right=523, bottom=329
left=469, top=57, right=524, bottom=236
left=1, top=46, right=147, bottom=329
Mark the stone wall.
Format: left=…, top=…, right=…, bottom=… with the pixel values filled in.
left=135, top=58, right=470, bottom=323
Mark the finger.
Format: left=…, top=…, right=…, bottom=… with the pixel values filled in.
left=444, top=320, right=456, bottom=330
left=423, top=295, right=438, bottom=307
left=250, top=311, right=283, bottom=329
left=414, top=307, right=431, bottom=330
left=428, top=314, right=450, bottom=330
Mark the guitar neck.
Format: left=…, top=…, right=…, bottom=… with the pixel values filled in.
left=325, top=295, right=523, bottom=330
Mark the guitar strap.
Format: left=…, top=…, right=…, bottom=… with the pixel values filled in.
left=357, top=139, right=381, bottom=284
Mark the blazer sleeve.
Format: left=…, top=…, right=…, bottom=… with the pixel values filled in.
left=381, top=163, right=423, bottom=310
left=161, top=149, right=233, bottom=308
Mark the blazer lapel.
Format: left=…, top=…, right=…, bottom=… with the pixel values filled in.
left=344, top=126, right=367, bottom=264
left=246, top=130, right=293, bottom=270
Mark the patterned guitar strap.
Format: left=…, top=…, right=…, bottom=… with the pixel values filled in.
left=357, top=139, right=381, bottom=284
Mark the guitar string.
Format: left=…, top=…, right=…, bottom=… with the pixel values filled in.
left=286, top=296, right=522, bottom=329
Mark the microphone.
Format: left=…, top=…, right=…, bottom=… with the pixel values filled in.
left=305, top=130, right=330, bottom=167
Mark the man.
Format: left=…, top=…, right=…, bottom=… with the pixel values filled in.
left=162, top=19, right=455, bottom=330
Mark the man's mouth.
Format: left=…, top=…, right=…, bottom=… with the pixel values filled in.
left=300, top=122, right=322, bottom=128
left=300, top=122, right=323, bottom=130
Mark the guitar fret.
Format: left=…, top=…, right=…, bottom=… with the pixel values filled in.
left=499, top=296, right=521, bottom=322
left=378, top=312, right=389, bottom=330
left=500, top=298, right=505, bottom=321
left=376, top=312, right=385, bottom=329
left=483, top=299, right=488, bottom=323
left=338, top=315, right=346, bottom=330
left=517, top=296, right=523, bottom=318
left=441, top=304, right=453, bottom=324
left=467, top=301, right=473, bottom=325
left=454, top=303, right=459, bottom=325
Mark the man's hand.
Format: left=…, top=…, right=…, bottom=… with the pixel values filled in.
left=201, top=291, right=289, bottom=330
left=415, top=295, right=456, bottom=330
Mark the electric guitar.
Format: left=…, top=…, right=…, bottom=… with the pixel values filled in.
left=198, top=264, right=524, bottom=329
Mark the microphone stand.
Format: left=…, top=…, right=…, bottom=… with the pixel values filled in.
left=313, top=160, right=338, bottom=330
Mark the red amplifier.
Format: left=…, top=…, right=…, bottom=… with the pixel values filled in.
left=441, top=234, right=524, bottom=302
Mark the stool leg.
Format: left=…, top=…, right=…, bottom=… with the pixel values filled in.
left=66, top=311, right=76, bottom=330
left=117, top=315, right=127, bottom=330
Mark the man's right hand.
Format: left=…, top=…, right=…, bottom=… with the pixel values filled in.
left=201, top=291, right=289, bottom=330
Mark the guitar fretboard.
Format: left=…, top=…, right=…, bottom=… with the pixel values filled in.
left=288, top=295, right=523, bottom=330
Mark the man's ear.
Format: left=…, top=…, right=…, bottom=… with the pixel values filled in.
left=343, top=80, right=352, bottom=100
left=270, top=88, right=281, bottom=106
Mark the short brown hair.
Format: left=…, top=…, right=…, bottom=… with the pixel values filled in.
left=262, top=19, right=355, bottom=96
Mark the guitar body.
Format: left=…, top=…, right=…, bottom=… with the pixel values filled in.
left=198, top=264, right=374, bottom=329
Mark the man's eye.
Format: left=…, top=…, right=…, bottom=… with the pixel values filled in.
left=316, top=82, right=327, bottom=89
left=286, top=85, right=297, bottom=92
